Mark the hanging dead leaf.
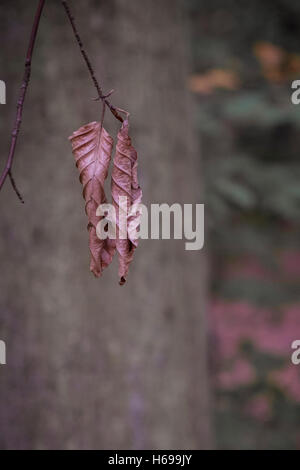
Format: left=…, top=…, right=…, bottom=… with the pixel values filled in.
left=69, top=121, right=115, bottom=277
left=111, top=118, right=142, bottom=285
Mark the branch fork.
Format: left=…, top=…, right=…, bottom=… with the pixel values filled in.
left=0, top=0, right=123, bottom=203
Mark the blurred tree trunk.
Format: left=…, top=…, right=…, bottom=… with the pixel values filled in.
left=0, top=0, right=212, bottom=449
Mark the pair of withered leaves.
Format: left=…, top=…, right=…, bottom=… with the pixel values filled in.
left=69, top=118, right=142, bottom=285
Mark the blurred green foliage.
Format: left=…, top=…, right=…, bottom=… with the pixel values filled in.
left=187, top=0, right=300, bottom=449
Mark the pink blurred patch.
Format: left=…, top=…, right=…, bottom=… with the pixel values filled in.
left=272, top=365, right=300, bottom=401
left=211, top=300, right=300, bottom=357
left=281, top=251, right=300, bottom=278
left=245, top=394, right=271, bottom=422
left=218, top=358, right=256, bottom=389
left=210, top=249, right=300, bottom=401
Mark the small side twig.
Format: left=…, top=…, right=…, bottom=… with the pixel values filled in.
left=0, top=0, right=46, bottom=202
left=61, top=0, right=124, bottom=123
left=9, top=171, right=24, bottom=203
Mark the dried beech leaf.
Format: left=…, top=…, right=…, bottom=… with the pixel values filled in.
left=128, top=150, right=143, bottom=248
left=69, top=121, right=114, bottom=277
left=111, top=119, right=142, bottom=285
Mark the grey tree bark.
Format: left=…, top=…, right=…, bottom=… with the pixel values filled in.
left=0, top=0, right=212, bottom=449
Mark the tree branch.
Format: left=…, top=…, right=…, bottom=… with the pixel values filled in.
left=0, top=0, right=46, bottom=202
left=0, top=0, right=123, bottom=203
left=61, top=0, right=124, bottom=123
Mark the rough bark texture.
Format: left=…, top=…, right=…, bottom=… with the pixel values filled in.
left=0, top=0, right=212, bottom=449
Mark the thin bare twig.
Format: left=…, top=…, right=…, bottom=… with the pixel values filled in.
left=9, top=171, right=24, bottom=203
left=61, top=0, right=124, bottom=123
left=0, top=0, right=46, bottom=202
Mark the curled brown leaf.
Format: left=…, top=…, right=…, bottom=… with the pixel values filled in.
left=111, top=119, right=142, bottom=285
left=69, top=121, right=114, bottom=277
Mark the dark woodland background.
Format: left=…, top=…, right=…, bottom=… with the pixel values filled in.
left=0, top=0, right=300, bottom=450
